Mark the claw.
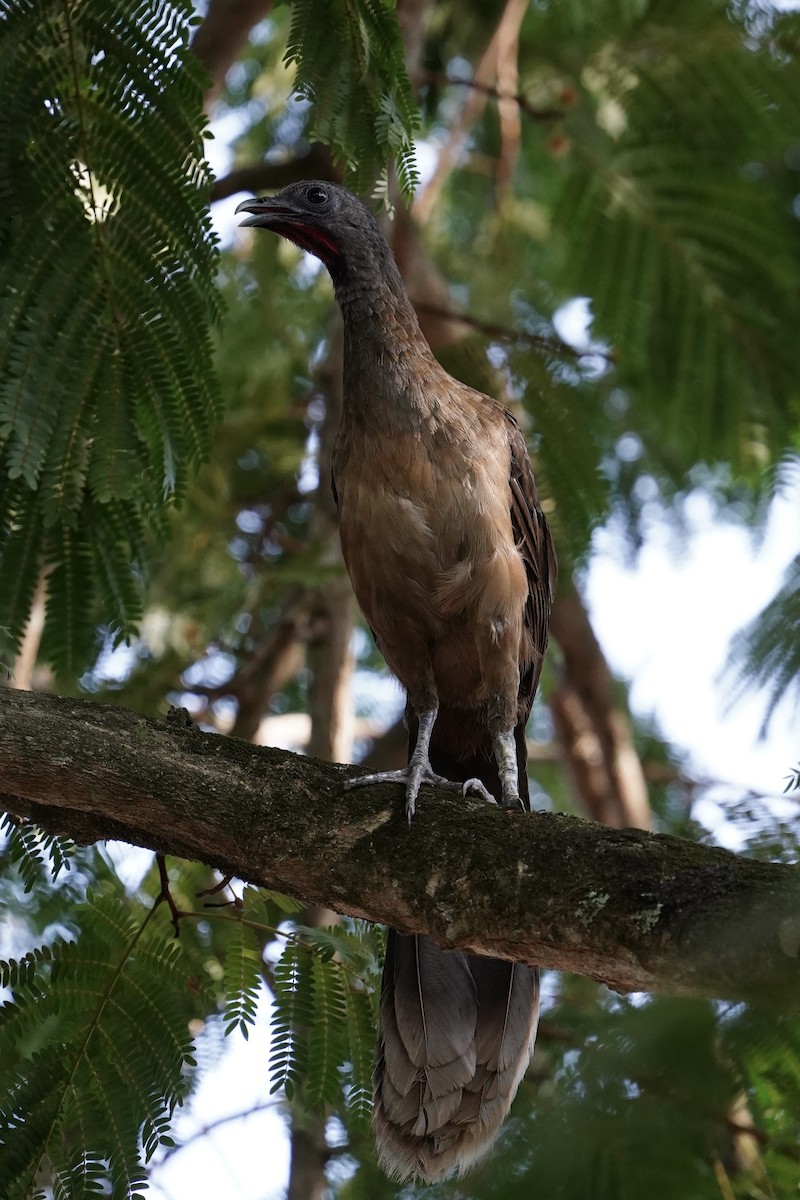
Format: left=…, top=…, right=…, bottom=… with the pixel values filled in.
left=502, top=788, right=527, bottom=812
left=461, top=778, right=497, bottom=805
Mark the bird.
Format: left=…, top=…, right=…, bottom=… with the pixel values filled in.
left=236, top=181, right=557, bottom=1183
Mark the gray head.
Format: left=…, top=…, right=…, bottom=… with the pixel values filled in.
left=235, top=180, right=401, bottom=300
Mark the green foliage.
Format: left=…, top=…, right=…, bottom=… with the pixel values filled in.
left=0, top=847, right=383, bottom=1198
left=0, top=894, right=197, bottom=1200
left=724, top=1007, right=800, bottom=1198
left=0, top=0, right=221, bottom=676
left=222, top=917, right=263, bottom=1038
left=344, top=978, right=377, bottom=1131
left=284, top=0, right=419, bottom=200
left=727, top=550, right=800, bottom=734
left=0, top=815, right=75, bottom=893
left=338, top=992, right=800, bottom=1200
left=219, top=888, right=307, bottom=1046
left=550, top=0, right=800, bottom=472
left=270, top=923, right=381, bottom=1123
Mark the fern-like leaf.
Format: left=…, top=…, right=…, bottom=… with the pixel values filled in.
left=222, top=920, right=263, bottom=1039
left=0, top=894, right=196, bottom=1200
left=268, top=921, right=381, bottom=1124
left=344, top=983, right=377, bottom=1131
left=270, top=939, right=313, bottom=1101
left=0, top=814, right=76, bottom=892
left=726, top=552, right=800, bottom=733
left=284, top=0, right=419, bottom=201
left=305, top=952, right=348, bottom=1107
left=0, top=0, right=222, bottom=676
left=552, top=0, right=800, bottom=473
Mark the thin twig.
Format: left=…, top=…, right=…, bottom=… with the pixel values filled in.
left=153, top=1101, right=282, bottom=1168
left=156, top=853, right=184, bottom=937
left=412, top=299, right=615, bottom=366
left=417, top=72, right=567, bottom=124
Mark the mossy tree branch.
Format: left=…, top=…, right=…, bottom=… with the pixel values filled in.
left=1, top=688, right=798, bottom=1008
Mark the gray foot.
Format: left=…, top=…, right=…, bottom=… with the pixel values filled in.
left=345, top=764, right=494, bottom=822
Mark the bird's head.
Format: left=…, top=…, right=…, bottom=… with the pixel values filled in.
left=235, top=180, right=397, bottom=295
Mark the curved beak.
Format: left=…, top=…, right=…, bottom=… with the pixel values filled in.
left=234, top=196, right=298, bottom=229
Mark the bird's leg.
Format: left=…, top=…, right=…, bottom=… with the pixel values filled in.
left=345, top=705, right=494, bottom=821
left=492, top=728, right=526, bottom=811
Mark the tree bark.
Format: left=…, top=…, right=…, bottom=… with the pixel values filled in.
left=2, top=688, right=798, bottom=1009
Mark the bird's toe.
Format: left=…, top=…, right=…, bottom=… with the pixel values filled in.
left=462, top=778, right=497, bottom=805
left=344, top=768, right=406, bottom=793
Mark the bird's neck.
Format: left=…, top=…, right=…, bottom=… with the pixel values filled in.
left=333, top=263, right=441, bottom=429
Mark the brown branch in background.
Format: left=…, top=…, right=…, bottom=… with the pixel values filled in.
left=191, top=0, right=274, bottom=107
left=210, top=147, right=339, bottom=203
left=413, top=0, right=505, bottom=222
left=360, top=715, right=408, bottom=772
left=304, top=321, right=355, bottom=765
left=152, top=1101, right=281, bottom=1171
left=494, top=0, right=525, bottom=194
left=216, top=595, right=308, bottom=742
left=395, top=0, right=431, bottom=79
left=9, top=569, right=48, bottom=691
left=304, top=577, right=355, bottom=764
left=549, top=584, right=651, bottom=830
left=287, top=1117, right=331, bottom=1200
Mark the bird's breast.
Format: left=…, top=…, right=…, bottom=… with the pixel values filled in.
left=333, top=424, right=527, bottom=638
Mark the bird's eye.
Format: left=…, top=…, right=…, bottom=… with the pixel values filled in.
left=306, top=185, right=328, bottom=205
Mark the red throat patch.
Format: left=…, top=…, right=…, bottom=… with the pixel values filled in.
left=273, top=221, right=341, bottom=266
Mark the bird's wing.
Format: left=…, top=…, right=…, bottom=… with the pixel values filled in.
left=506, top=412, right=557, bottom=720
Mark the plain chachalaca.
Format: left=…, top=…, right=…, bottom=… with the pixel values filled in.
left=236, top=181, right=557, bottom=1183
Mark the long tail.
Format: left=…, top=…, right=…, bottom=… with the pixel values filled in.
left=372, top=714, right=540, bottom=1183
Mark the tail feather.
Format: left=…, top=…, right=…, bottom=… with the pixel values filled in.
left=373, top=707, right=539, bottom=1183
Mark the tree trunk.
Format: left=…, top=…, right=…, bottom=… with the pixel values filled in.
left=549, top=584, right=651, bottom=830
left=191, top=0, right=273, bottom=107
